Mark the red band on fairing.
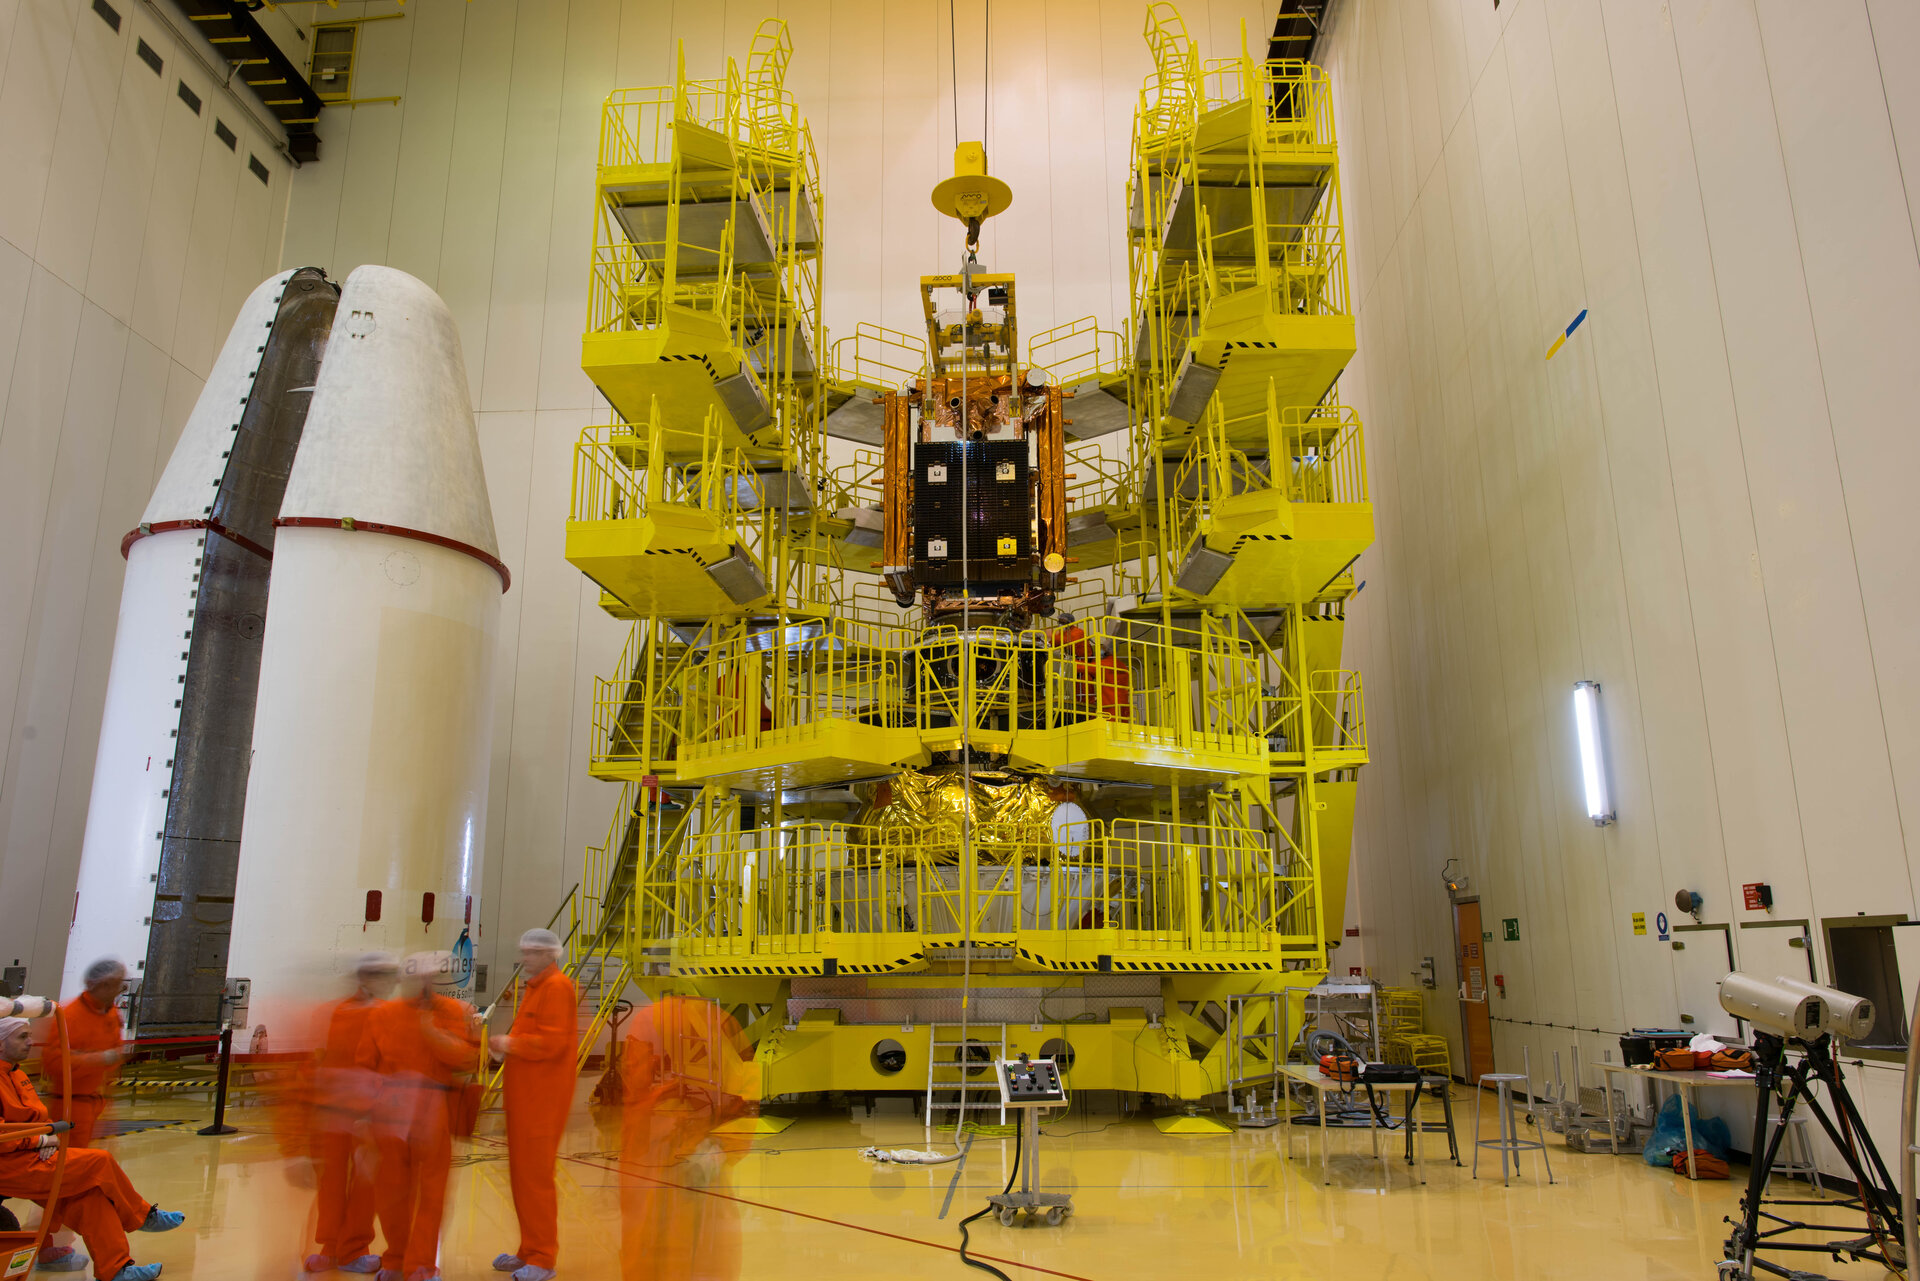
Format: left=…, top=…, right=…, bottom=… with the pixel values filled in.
left=120, top=519, right=273, bottom=562
left=274, top=516, right=511, bottom=592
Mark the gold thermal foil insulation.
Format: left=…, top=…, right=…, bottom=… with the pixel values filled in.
left=863, top=769, right=1053, bottom=864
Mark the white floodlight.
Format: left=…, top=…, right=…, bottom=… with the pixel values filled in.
left=1572, top=680, right=1613, bottom=826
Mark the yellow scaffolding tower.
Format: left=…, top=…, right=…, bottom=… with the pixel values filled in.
left=540, top=8, right=1376, bottom=1106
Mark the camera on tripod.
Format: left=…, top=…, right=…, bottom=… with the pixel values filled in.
left=1717, top=972, right=1875, bottom=1042
left=1713, top=971, right=1903, bottom=1281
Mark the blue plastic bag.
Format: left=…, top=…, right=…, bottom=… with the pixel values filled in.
left=1642, top=1092, right=1732, bottom=1167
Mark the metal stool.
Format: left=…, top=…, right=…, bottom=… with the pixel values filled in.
left=1764, top=1112, right=1820, bottom=1192
left=1473, top=1072, right=1553, bottom=1186
left=1404, top=1075, right=1461, bottom=1168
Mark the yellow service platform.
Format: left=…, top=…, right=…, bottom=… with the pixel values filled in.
left=506, top=6, right=1379, bottom=1114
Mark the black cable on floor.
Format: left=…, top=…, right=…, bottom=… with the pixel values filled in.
left=957, top=1118, right=1021, bottom=1280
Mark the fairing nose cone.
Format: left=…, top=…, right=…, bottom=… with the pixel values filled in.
left=282, top=264, right=502, bottom=572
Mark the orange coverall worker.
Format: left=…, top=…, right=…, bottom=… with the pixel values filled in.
left=1096, top=655, right=1133, bottom=722
left=356, top=994, right=478, bottom=1278
left=36, top=990, right=124, bottom=1148
left=1052, top=625, right=1097, bottom=714
left=502, top=966, right=579, bottom=1271
left=617, top=997, right=752, bottom=1281
left=0, top=1065, right=151, bottom=1279
left=311, top=993, right=382, bottom=1265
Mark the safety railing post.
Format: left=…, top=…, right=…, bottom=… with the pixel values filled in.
left=197, top=1024, right=238, bottom=1137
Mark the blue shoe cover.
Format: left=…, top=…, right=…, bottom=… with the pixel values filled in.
left=138, top=1208, right=184, bottom=1233
left=36, top=1248, right=87, bottom=1272
left=108, top=1266, right=163, bottom=1281
left=511, top=1268, right=556, bottom=1281
left=340, top=1258, right=381, bottom=1275
left=492, top=1258, right=524, bottom=1273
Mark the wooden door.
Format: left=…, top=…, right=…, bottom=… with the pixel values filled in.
left=1455, top=898, right=1495, bottom=1081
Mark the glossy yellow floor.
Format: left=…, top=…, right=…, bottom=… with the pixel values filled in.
left=24, top=1087, right=1892, bottom=1280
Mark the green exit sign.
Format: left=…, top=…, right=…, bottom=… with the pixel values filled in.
left=1503, top=918, right=1519, bottom=941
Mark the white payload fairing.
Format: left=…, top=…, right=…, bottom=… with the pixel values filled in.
left=226, top=266, right=505, bottom=1049
left=64, top=267, right=337, bottom=1027
left=63, top=264, right=505, bottom=1049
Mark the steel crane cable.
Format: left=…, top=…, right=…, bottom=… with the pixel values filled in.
left=949, top=0, right=962, bottom=152
left=955, top=0, right=976, bottom=1148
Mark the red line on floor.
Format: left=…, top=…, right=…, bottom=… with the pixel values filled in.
left=470, top=1135, right=1096, bottom=1280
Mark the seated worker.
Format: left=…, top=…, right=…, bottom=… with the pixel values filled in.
left=0, top=1016, right=182, bottom=1281
left=35, top=956, right=132, bottom=1272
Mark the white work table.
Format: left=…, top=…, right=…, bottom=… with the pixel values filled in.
left=1278, top=1062, right=1427, bottom=1187
left=1594, top=1062, right=1756, bottom=1178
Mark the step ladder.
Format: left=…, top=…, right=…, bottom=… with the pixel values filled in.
left=925, top=1023, right=1008, bottom=1133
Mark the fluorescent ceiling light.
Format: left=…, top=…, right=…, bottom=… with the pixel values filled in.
left=1572, top=680, right=1613, bottom=826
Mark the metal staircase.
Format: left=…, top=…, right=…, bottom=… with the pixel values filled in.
left=480, top=787, right=695, bottom=1103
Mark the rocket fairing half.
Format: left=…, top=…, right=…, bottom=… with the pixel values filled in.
left=225, top=265, right=506, bottom=1051
left=65, top=268, right=339, bottom=1027
left=65, top=265, right=506, bottom=1047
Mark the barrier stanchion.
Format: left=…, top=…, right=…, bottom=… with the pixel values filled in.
left=197, top=1024, right=238, bottom=1136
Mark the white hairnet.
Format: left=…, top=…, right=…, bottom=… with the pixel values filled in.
left=0, top=1017, right=28, bottom=1041
left=82, top=957, right=126, bottom=986
left=519, top=928, right=562, bottom=951
left=357, top=951, right=399, bottom=978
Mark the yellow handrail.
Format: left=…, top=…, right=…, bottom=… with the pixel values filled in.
left=631, top=613, right=1265, bottom=764
left=653, top=810, right=1318, bottom=964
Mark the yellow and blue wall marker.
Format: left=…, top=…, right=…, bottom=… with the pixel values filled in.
left=1546, top=307, right=1588, bottom=360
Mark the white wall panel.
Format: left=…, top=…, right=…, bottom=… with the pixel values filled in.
left=1322, top=0, right=1920, bottom=1173
left=218, top=153, right=274, bottom=330
left=277, top=103, right=348, bottom=277
left=475, top=0, right=567, bottom=413
left=431, top=0, right=516, bottom=408
left=0, top=238, right=31, bottom=430
left=1756, top=0, right=1920, bottom=902
left=1868, top=0, right=1920, bottom=249
left=170, top=123, right=241, bottom=378
left=0, top=0, right=21, bottom=100
left=0, top=302, right=127, bottom=941
left=813, top=2, right=882, bottom=337
left=127, top=66, right=211, bottom=351
left=533, top=0, right=617, bottom=412
left=384, top=2, right=467, bottom=284
left=0, top=4, right=286, bottom=990
left=0, top=267, right=85, bottom=765
left=471, top=407, right=534, bottom=974
left=83, top=6, right=169, bottom=324
left=45, top=333, right=171, bottom=931
left=485, top=408, right=586, bottom=960
left=0, top=0, right=79, bottom=256
left=35, top=0, right=122, bottom=290
left=1671, top=0, right=1907, bottom=919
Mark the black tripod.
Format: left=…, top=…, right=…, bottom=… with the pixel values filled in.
left=1721, top=1032, right=1906, bottom=1279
